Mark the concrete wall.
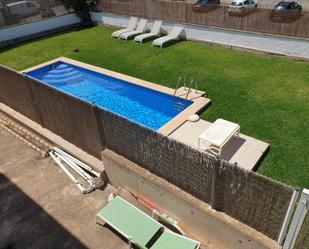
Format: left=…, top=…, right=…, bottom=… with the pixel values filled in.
left=102, top=149, right=281, bottom=249
left=0, top=14, right=80, bottom=48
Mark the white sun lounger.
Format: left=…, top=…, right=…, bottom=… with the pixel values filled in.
left=112, top=17, right=138, bottom=38
left=134, top=20, right=163, bottom=43
left=198, top=118, right=240, bottom=156
left=152, top=26, right=185, bottom=48
left=120, top=19, right=148, bottom=41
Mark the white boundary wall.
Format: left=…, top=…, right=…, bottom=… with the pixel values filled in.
left=283, top=189, right=309, bottom=249
left=0, top=14, right=80, bottom=44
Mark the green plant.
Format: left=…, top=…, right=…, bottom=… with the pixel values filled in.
left=60, top=0, right=96, bottom=25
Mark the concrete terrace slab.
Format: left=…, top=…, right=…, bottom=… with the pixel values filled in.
left=169, top=119, right=269, bottom=171
left=0, top=126, right=209, bottom=249
left=0, top=126, right=129, bottom=249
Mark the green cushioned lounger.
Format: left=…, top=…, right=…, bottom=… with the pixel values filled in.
left=96, top=196, right=163, bottom=248
left=150, top=230, right=200, bottom=249
left=96, top=196, right=200, bottom=249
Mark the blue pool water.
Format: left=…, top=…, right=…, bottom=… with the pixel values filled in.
left=26, top=61, right=192, bottom=130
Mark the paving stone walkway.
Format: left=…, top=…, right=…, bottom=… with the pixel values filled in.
left=182, top=24, right=309, bottom=60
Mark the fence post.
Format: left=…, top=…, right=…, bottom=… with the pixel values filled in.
left=142, top=0, right=146, bottom=18
left=108, top=0, right=112, bottom=13
left=185, top=2, right=189, bottom=24
left=210, top=155, right=220, bottom=210
left=283, top=188, right=309, bottom=249
left=278, top=187, right=301, bottom=245
left=92, top=103, right=106, bottom=151
left=23, top=74, right=44, bottom=126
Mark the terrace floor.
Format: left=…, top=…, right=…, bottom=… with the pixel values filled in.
left=0, top=125, right=129, bottom=249
left=0, top=123, right=209, bottom=249
left=170, top=119, right=269, bottom=171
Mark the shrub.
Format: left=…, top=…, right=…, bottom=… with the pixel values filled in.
left=60, top=0, right=96, bottom=25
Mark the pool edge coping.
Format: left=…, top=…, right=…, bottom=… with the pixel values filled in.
left=21, top=57, right=211, bottom=136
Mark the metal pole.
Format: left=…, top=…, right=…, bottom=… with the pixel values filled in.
left=174, top=76, right=182, bottom=96
left=185, top=79, right=194, bottom=100
left=52, top=147, right=100, bottom=177
left=283, top=189, right=309, bottom=249
left=56, top=153, right=93, bottom=181
left=128, top=236, right=132, bottom=249
left=278, top=188, right=300, bottom=245
left=49, top=151, right=86, bottom=193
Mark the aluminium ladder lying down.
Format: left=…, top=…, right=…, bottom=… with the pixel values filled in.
left=47, top=147, right=104, bottom=194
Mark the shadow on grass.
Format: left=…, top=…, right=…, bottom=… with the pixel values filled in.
left=159, top=39, right=184, bottom=49
left=252, top=146, right=270, bottom=172
left=120, top=37, right=184, bottom=48
left=0, top=173, right=88, bottom=249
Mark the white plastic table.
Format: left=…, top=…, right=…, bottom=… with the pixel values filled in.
left=198, top=118, right=240, bottom=156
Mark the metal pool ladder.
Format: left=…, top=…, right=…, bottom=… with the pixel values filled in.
left=174, top=76, right=199, bottom=100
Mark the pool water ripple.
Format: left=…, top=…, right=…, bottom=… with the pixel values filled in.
left=27, top=62, right=192, bottom=130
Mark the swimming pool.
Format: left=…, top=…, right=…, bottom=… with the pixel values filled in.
left=26, top=61, right=192, bottom=130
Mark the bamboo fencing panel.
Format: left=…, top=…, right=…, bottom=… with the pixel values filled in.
left=0, top=65, right=295, bottom=240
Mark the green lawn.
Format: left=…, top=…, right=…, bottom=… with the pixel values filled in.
left=0, top=26, right=308, bottom=188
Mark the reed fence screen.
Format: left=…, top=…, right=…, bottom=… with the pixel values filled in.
left=0, top=65, right=295, bottom=240
left=96, top=0, right=309, bottom=39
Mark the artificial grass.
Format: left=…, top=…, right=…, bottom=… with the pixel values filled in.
left=0, top=25, right=308, bottom=188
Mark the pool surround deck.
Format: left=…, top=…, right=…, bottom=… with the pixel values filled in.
left=170, top=119, right=269, bottom=171
left=21, top=57, right=267, bottom=171
left=22, top=57, right=211, bottom=136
